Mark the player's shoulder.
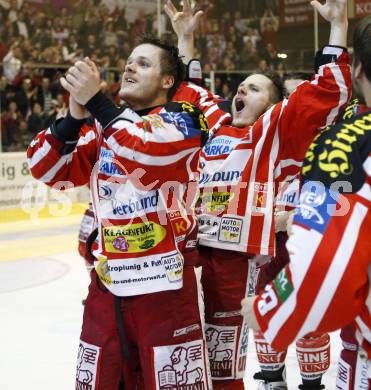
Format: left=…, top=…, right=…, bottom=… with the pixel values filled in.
left=302, top=109, right=371, bottom=193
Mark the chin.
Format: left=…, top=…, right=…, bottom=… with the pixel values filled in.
left=232, top=116, right=248, bottom=128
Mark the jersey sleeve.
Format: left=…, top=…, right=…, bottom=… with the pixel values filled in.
left=173, top=81, right=232, bottom=133
left=278, top=47, right=351, bottom=164
left=254, top=118, right=371, bottom=351
left=27, top=121, right=99, bottom=187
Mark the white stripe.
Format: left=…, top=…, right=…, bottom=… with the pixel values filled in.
left=78, top=129, right=97, bottom=146
left=28, top=139, right=52, bottom=169
left=323, top=46, right=343, bottom=56
left=204, top=104, right=218, bottom=117
left=243, top=106, right=275, bottom=253
left=280, top=159, right=302, bottom=169
left=265, top=225, right=323, bottom=342
left=326, top=64, right=349, bottom=125
left=112, top=120, right=184, bottom=143
left=298, top=202, right=368, bottom=337
left=260, top=105, right=284, bottom=254
left=107, top=136, right=199, bottom=166
left=355, top=316, right=371, bottom=344
left=209, top=113, right=231, bottom=133
left=39, top=153, right=73, bottom=182
left=358, top=182, right=371, bottom=202
left=363, top=156, right=371, bottom=177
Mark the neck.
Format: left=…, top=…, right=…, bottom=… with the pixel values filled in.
left=128, top=96, right=168, bottom=112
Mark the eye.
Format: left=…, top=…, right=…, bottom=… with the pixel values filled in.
left=250, top=86, right=259, bottom=92
left=139, top=60, right=150, bottom=68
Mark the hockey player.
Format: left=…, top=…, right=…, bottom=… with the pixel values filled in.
left=28, top=38, right=212, bottom=390
left=164, top=0, right=351, bottom=389
left=242, top=15, right=371, bottom=390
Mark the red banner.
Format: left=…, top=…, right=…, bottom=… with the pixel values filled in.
left=279, top=0, right=314, bottom=27
left=354, top=0, right=371, bottom=18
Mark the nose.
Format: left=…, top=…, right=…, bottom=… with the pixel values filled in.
left=125, top=61, right=135, bottom=73
left=237, top=85, right=246, bottom=95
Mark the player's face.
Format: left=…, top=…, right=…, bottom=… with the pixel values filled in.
left=119, top=44, right=172, bottom=110
left=231, top=74, right=273, bottom=127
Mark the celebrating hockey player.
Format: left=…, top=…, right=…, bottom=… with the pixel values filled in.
left=165, top=0, right=351, bottom=388
left=242, top=14, right=371, bottom=390
left=28, top=38, right=213, bottom=390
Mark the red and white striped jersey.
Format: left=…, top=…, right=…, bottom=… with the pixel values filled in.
left=197, top=49, right=351, bottom=256
left=254, top=109, right=371, bottom=361
left=28, top=101, right=208, bottom=297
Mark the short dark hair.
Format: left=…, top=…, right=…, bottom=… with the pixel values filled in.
left=140, top=36, right=186, bottom=99
left=353, top=16, right=371, bottom=82
left=261, top=71, right=284, bottom=103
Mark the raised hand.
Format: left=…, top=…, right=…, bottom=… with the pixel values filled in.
left=60, top=57, right=101, bottom=105
left=310, top=0, right=347, bottom=25
left=164, top=0, right=203, bottom=37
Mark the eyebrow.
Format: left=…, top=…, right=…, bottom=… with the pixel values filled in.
left=127, top=55, right=151, bottom=63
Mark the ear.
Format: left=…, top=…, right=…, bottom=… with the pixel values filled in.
left=354, top=62, right=363, bottom=81
left=162, top=75, right=175, bottom=91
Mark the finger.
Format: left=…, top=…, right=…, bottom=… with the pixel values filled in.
left=60, top=77, right=76, bottom=94
left=65, top=73, right=83, bottom=89
left=84, top=57, right=100, bottom=74
left=183, top=0, right=191, bottom=13
left=165, top=0, right=177, bottom=16
left=193, top=10, right=204, bottom=24
left=310, top=0, right=327, bottom=18
left=67, top=65, right=84, bottom=79
left=164, top=3, right=174, bottom=19
left=74, top=60, right=94, bottom=75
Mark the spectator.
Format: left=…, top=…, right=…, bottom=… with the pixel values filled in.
left=51, top=18, right=69, bottom=42
left=102, top=20, right=118, bottom=47
left=1, top=100, right=22, bottom=150
left=240, top=40, right=259, bottom=70
left=260, top=9, right=279, bottom=48
left=10, top=10, right=28, bottom=39
left=3, top=41, right=22, bottom=85
left=27, top=102, right=45, bottom=134
left=62, top=34, right=82, bottom=63
left=257, top=58, right=269, bottom=74
left=35, top=77, right=54, bottom=113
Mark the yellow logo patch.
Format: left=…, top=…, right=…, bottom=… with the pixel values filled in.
left=103, top=222, right=167, bottom=254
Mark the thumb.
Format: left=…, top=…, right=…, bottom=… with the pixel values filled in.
left=310, top=0, right=327, bottom=19
left=193, top=10, right=204, bottom=24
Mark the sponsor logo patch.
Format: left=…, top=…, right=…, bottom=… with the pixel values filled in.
left=199, top=191, right=234, bottom=214
left=103, top=222, right=166, bottom=253
left=203, top=136, right=241, bottom=156
left=294, top=181, right=338, bottom=234
left=154, top=340, right=207, bottom=389
left=205, top=324, right=237, bottom=379
left=273, top=269, right=293, bottom=303
left=218, top=217, right=243, bottom=244
left=98, top=148, right=122, bottom=176
left=251, top=183, right=268, bottom=213
left=76, top=340, right=101, bottom=390
left=162, top=253, right=184, bottom=283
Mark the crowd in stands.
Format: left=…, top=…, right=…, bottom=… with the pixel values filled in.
left=1, top=0, right=284, bottom=152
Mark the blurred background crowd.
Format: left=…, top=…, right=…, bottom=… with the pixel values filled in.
left=0, top=0, right=364, bottom=152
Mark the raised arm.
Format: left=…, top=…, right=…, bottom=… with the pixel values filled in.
left=164, top=0, right=203, bottom=64
left=311, top=0, right=347, bottom=47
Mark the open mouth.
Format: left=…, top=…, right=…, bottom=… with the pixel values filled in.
left=235, top=98, right=245, bottom=113
left=124, top=77, right=136, bottom=84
